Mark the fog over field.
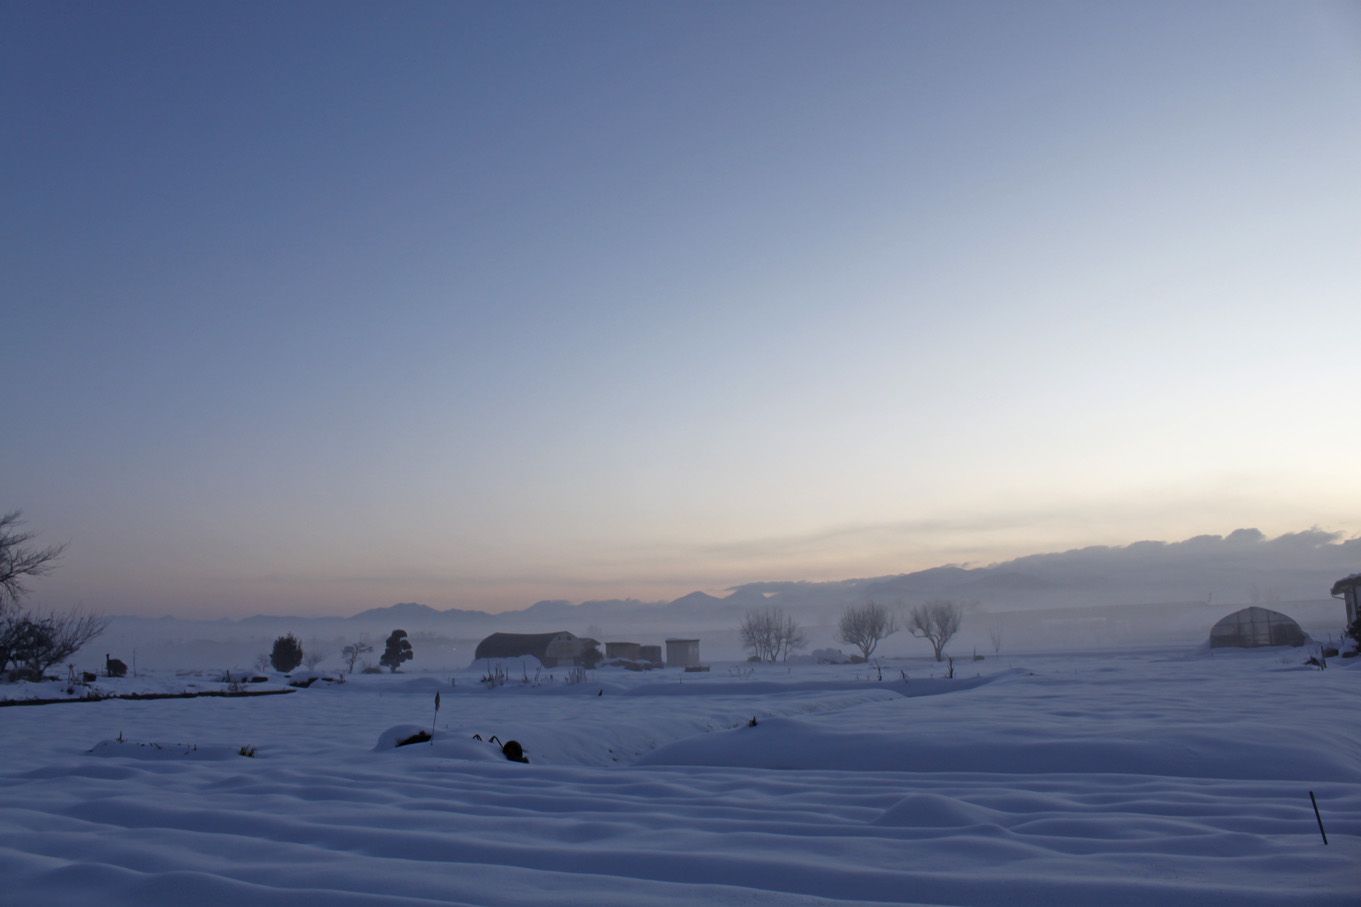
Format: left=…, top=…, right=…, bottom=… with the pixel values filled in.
left=94, top=528, right=1358, bottom=673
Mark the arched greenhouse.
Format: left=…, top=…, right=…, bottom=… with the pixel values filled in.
left=1208, top=606, right=1307, bottom=648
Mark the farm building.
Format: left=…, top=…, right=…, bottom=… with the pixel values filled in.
left=1331, top=574, right=1360, bottom=625
left=474, top=631, right=601, bottom=667
left=639, top=645, right=663, bottom=665
left=605, top=642, right=641, bottom=661
left=665, top=638, right=701, bottom=668
left=1208, top=607, right=1307, bottom=649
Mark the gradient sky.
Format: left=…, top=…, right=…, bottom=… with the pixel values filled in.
left=4, top=1, right=1360, bottom=617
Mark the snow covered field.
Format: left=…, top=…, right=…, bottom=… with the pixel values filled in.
left=1, top=648, right=1356, bottom=905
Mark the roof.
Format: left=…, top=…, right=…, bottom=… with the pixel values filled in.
left=1208, top=606, right=1307, bottom=648
left=474, top=631, right=574, bottom=661
left=1330, top=573, right=1361, bottom=596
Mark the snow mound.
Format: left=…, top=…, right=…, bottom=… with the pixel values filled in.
left=373, top=724, right=505, bottom=762
left=374, top=724, right=434, bottom=750
left=639, top=713, right=1359, bottom=780
left=873, top=792, right=1003, bottom=827
left=387, top=677, right=452, bottom=693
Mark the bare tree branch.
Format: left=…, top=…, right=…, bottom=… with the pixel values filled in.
left=0, top=511, right=66, bottom=609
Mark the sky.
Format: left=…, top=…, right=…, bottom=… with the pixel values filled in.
left=3, top=1, right=1360, bottom=618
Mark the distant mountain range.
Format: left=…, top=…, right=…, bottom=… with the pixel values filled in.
left=340, top=527, right=1358, bottom=630
left=109, top=527, right=1358, bottom=636
left=349, top=601, right=494, bottom=622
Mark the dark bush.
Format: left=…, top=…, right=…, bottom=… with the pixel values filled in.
left=270, top=634, right=303, bottom=673
left=380, top=629, right=413, bottom=672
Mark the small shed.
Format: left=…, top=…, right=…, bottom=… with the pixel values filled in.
left=639, top=644, right=663, bottom=665
left=605, top=641, right=641, bottom=661
left=665, top=638, right=700, bottom=668
left=1331, top=574, right=1360, bottom=625
left=1208, top=607, right=1307, bottom=649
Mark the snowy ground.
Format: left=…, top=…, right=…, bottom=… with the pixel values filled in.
left=1, top=648, right=1356, bottom=905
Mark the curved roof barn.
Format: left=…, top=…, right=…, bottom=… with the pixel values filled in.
left=473, top=631, right=601, bottom=667
left=1208, top=607, right=1307, bottom=649
left=474, top=631, right=575, bottom=662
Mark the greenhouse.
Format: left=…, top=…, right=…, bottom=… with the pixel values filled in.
left=1208, top=607, right=1307, bottom=648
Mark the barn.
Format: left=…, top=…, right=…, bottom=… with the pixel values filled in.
left=1208, top=607, right=1307, bottom=649
left=474, top=631, right=601, bottom=667
left=605, top=641, right=641, bottom=661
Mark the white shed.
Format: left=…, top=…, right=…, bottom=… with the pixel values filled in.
left=665, top=638, right=700, bottom=668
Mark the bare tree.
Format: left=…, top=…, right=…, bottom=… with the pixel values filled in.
left=0, top=512, right=106, bottom=682
left=781, top=614, right=808, bottom=662
left=907, top=600, right=963, bottom=662
left=302, top=640, right=329, bottom=670
left=739, top=607, right=807, bottom=663
left=987, top=623, right=1003, bottom=655
left=0, top=511, right=65, bottom=610
left=0, top=608, right=109, bottom=680
left=342, top=640, right=373, bottom=674
left=837, top=601, right=898, bottom=660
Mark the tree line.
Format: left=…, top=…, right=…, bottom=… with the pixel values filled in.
left=264, top=629, right=415, bottom=674
left=739, top=599, right=964, bottom=663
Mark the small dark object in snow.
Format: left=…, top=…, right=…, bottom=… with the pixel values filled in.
left=81, top=672, right=97, bottom=683
left=248, top=675, right=269, bottom=684
left=239, top=745, right=257, bottom=757
left=597, top=689, right=603, bottom=696
left=480, top=734, right=529, bottom=763
left=288, top=677, right=317, bottom=688
left=105, top=654, right=128, bottom=678
left=748, top=716, right=759, bottom=727
left=395, top=730, right=432, bottom=747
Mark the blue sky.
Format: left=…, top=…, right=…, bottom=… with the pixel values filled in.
left=4, top=1, right=1360, bottom=616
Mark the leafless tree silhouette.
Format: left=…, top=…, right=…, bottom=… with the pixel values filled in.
left=342, top=640, right=373, bottom=674
left=302, top=640, right=329, bottom=670
left=907, top=600, right=963, bottom=662
left=1, top=608, right=108, bottom=680
left=0, top=511, right=65, bottom=610
left=838, top=601, right=898, bottom=660
left=739, top=607, right=807, bottom=662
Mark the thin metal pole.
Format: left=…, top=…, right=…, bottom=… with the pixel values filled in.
left=1309, top=791, right=1328, bottom=845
